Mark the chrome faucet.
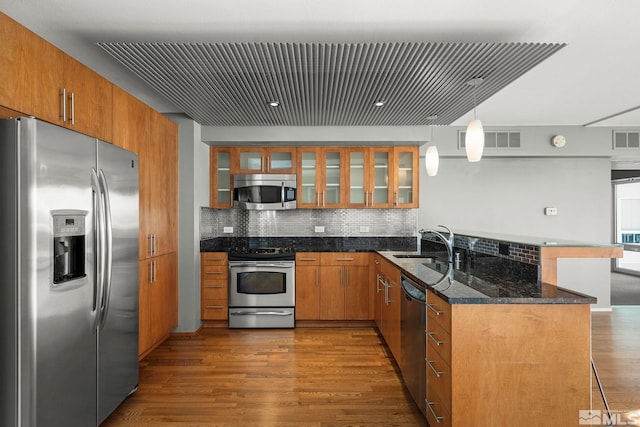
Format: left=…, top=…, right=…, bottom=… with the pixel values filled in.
left=419, top=225, right=454, bottom=286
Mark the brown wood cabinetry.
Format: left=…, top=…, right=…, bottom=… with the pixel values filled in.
left=374, top=256, right=402, bottom=362
left=200, top=253, right=229, bottom=320
left=295, top=252, right=369, bottom=320
left=319, top=252, right=369, bottom=320
left=296, top=147, right=345, bottom=209
left=233, top=147, right=297, bottom=174
left=139, top=252, right=178, bottom=359
left=424, top=289, right=592, bottom=426
left=295, top=253, right=321, bottom=320
left=393, top=146, right=419, bottom=208
left=0, top=13, right=112, bottom=141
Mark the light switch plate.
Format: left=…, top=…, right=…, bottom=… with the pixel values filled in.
left=223, top=226, right=234, bottom=233
left=359, top=226, right=370, bottom=232
left=544, top=207, right=558, bottom=216
left=314, top=226, right=325, bottom=233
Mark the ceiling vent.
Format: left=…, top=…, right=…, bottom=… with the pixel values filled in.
left=98, top=41, right=564, bottom=127
left=459, top=131, right=521, bottom=150
left=613, top=131, right=640, bottom=149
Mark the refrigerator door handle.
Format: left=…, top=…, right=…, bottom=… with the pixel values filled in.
left=91, top=168, right=105, bottom=333
left=97, top=169, right=113, bottom=330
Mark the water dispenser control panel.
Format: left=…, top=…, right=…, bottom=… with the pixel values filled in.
left=51, top=210, right=87, bottom=285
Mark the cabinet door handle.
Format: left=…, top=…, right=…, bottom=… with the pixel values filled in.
left=426, top=359, right=445, bottom=378
left=426, top=401, right=445, bottom=423
left=60, top=88, right=67, bottom=122
left=69, top=91, right=75, bottom=125
left=315, top=267, right=319, bottom=286
left=426, top=303, right=443, bottom=316
left=322, top=191, right=326, bottom=207
left=345, top=267, right=349, bottom=286
left=426, top=331, right=445, bottom=346
left=394, top=191, right=399, bottom=206
left=365, top=191, right=369, bottom=207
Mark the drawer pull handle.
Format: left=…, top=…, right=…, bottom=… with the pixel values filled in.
left=426, top=303, right=443, bottom=316
left=206, top=305, right=225, bottom=309
left=336, top=257, right=354, bottom=261
left=206, top=257, right=225, bottom=261
left=426, top=400, right=445, bottom=423
left=206, top=271, right=224, bottom=275
left=205, top=285, right=225, bottom=288
left=427, top=331, right=445, bottom=346
left=426, top=359, right=445, bottom=378
left=298, top=258, right=318, bottom=261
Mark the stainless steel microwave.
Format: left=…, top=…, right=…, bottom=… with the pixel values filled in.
left=233, top=174, right=297, bottom=210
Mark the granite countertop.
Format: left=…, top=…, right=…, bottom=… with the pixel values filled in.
left=452, top=229, right=622, bottom=248
left=379, top=251, right=597, bottom=305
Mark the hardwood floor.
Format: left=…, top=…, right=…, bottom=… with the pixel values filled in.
left=102, top=328, right=427, bottom=427
left=591, top=307, right=640, bottom=424
left=103, top=307, right=640, bottom=426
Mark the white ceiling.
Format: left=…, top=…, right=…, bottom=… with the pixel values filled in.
left=3, top=0, right=640, bottom=127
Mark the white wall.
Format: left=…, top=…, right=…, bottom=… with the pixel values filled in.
left=170, top=114, right=209, bottom=332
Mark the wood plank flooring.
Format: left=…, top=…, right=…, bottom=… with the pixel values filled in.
left=102, top=328, right=427, bottom=427
left=591, top=307, right=640, bottom=424
left=103, top=307, right=640, bottom=426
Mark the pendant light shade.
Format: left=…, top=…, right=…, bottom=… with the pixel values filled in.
left=465, top=119, right=484, bottom=162
left=425, top=145, right=439, bottom=176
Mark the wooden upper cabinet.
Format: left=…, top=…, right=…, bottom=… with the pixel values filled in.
left=0, top=13, right=113, bottom=141
left=346, top=147, right=393, bottom=208
left=62, top=56, right=113, bottom=141
left=112, top=85, right=150, bottom=154
left=296, top=146, right=345, bottom=209
left=210, top=147, right=233, bottom=208
left=0, top=12, right=63, bottom=123
left=233, top=147, right=296, bottom=174
left=392, top=146, right=419, bottom=208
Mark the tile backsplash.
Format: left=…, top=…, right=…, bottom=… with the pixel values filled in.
left=200, top=207, right=417, bottom=239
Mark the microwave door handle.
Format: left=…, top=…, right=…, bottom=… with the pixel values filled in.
left=281, top=181, right=285, bottom=208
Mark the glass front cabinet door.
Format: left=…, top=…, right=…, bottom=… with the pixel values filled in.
left=210, top=147, right=233, bottom=208
left=234, top=147, right=296, bottom=174
left=393, top=146, right=419, bottom=208
left=296, top=147, right=344, bottom=208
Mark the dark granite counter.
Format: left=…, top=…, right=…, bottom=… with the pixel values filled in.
left=200, top=236, right=416, bottom=253
left=379, top=251, right=597, bottom=305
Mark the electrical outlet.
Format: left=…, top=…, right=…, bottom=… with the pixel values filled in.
left=359, top=226, right=370, bottom=233
left=223, top=226, right=234, bottom=233
left=314, top=226, right=325, bottom=233
left=544, top=207, right=558, bottom=216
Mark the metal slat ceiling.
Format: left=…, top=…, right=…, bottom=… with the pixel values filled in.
left=98, top=41, right=565, bottom=127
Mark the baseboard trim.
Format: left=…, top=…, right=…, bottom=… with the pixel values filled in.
left=171, top=325, right=204, bottom=337
left=591, top=307, right=613, bottom=312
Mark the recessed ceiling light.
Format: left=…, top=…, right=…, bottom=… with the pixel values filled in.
left=374, top=100, right=385, bottom=107
left=269, top=101, right=280, bottom=107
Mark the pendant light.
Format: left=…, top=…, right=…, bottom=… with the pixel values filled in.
left=425, top=145, right=439, bottom=176
left=465, top=77, right=484, bottom=162
left=425, top=123, right=439, bottom=176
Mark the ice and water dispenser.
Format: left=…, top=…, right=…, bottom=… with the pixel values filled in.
left=52, top=210, right=87, bottom=285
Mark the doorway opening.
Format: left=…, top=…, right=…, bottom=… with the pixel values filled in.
left=611, top=177, right=640, bottom=305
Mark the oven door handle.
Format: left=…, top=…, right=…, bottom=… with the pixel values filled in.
left=229, top=263, right=293, bottom=269
left=229, top=310, right=293, bottom=316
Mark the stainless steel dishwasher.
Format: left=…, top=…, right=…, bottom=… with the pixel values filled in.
left=400, top=273, right=426, bottom=418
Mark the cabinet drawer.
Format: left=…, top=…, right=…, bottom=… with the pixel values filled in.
left=202, top=252, right=228, bottom=265
left=426, top=315, right=451, bottom=363
left=426, top=340, right=452, bottom=413
left=427, top=290, right=451, bottom=332
left=296, top=252, right=321, bottom=265
left=426, top=382, right=452, bottom=427
left=320, top=252, right=369, bottom=266
left=202, top=299, right=228, bottom=320
left=202, top=281, right=227, bottom=299
left=203, top=265, right=228, bottom=279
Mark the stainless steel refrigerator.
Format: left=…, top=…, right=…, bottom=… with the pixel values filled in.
left=0, top=117, right=140, bottom=426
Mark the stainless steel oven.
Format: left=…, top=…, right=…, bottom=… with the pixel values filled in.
left=228, top=249, right=295, bottom=328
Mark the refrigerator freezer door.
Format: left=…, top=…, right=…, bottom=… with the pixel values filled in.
left=96, top=141, right=139, bottom=423
left=20, top=118, right=98, bottom=426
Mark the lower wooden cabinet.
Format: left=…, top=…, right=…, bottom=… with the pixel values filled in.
left=138, top=252, right=178, bottom=358
left=200, top=252, right=229, bottom=320
left=374, top=256, right=401, bottom=363
left=295, top=252, right=369, bottom=320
